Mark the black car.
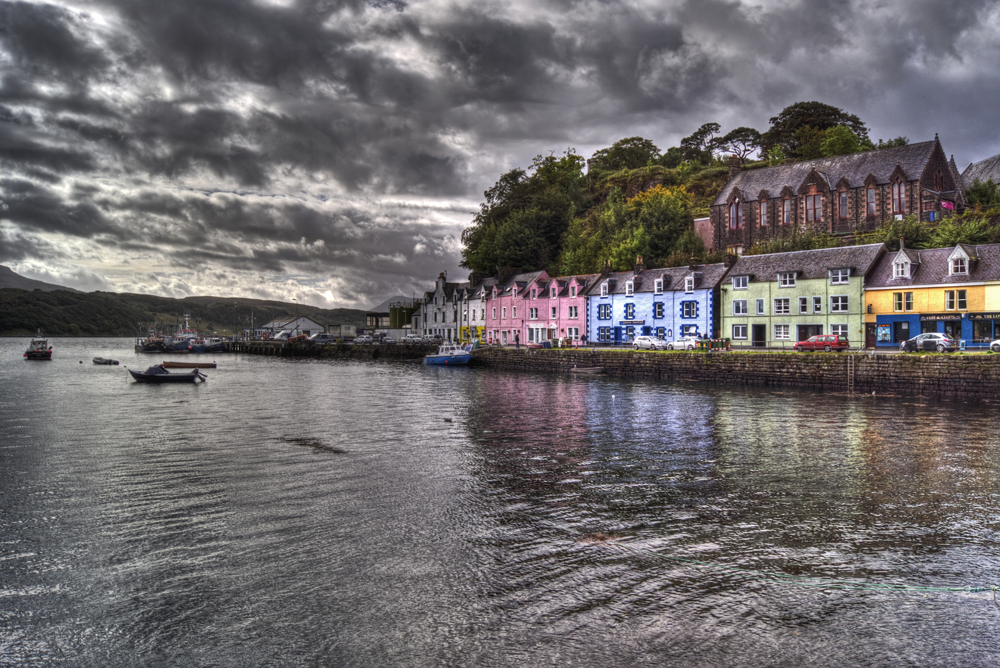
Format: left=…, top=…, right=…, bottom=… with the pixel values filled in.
left=899, top=333, right=958, bottom=353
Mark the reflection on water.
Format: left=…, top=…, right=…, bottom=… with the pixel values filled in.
left=2, top=338, right=999, bottom=667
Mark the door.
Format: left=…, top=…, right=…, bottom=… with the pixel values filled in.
left=943, top=320, right=961, bottom=340
left=865, top=324, right=876, bottom=349
left=893, top=321, right=910, bottom=343
left=752, top=324, right=766, bottom=347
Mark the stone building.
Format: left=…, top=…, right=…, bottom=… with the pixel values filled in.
left=962, top=152, right=1000, bottom=188
left=711, top=137, right=965, bottom=256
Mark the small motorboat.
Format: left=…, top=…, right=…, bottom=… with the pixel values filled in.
left=161, top=361, right=217, bottom=369
left=24, top=331, right=52, bottom=360
left=424, top=344, right=473, bottom=366
left=93, top=357, right=120, bottom=365
left=128, top=365, right=206, bottom=383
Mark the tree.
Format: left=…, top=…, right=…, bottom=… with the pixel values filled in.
left=718, top=127, right=762, bottom=164
left=821, top=126, right=864, bottom=157
left=966, top=178, right=1000, bottom=209
left=876, top=136, right=909, bottom=149
left=930, top=215, right=1000, bottom=246
left=680, top=122, right=721, bottom=163
left=589, top=137, right=661, bottom=172
left=760, top=101, right=869, bottom=157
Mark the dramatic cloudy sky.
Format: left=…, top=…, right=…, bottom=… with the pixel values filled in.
left=3, top=0, right=999, bottom=308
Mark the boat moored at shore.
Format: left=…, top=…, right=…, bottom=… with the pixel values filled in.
left=424, top=344, right=473, bottom=366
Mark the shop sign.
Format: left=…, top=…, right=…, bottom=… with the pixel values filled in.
left=968, top=313, right=1000, bottom=321
left=620, top=320, right=645, bottom=325
left=920, top=314, right=961, bottom=322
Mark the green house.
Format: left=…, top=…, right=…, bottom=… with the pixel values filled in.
left=720, top=243, right=885, bottom=348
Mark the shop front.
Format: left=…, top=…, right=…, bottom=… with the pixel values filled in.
left=874, top=314, right=921, bottom=347
left=969, top=312, right=1000, bottom=347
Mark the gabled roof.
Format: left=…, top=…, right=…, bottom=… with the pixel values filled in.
left=962, top=152, right=1000, bottom=188
left=727, top=243, right=886, bottom=282
left=867, top=243, right=1000, bottom=288
left=366, top=295, right=413, bottom=314
left=714, top=141, right=938, bottom=206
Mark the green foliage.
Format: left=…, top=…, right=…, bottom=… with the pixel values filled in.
left=589, top=137, right=661, bottom=171
left=765, top=145, right=786, bottom=166
left=965, top=178, right=1000, bottom=209
left=718, top=126, right=762, bottom=162
left=858, top=214, right=935, bottom=251
left=930, top=215, right=1000, bottom=246
left=793, top=126, right=827, bottom=159
left=744, top=229, right=842, bottom=256
left=821, top=126, right=864, bottom=157
left=680, top=122, right=721, bottom=163
left=760, top=101, right=869, bottom=157
left=876, top=136, right=909, bottom=149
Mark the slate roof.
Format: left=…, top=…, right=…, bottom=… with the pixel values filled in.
left=866, top=243, right=1000, bottom=288
left=586, top=263, right=730, bottom=295
left=727, top=243, right=886, bottom=283
left=494, top=270, right=546, bottom=296
left=962, top=153, right=1000, bottom=188
left=713, top=141, right=938, bottom=206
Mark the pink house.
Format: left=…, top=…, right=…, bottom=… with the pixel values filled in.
left=484, top=270, right=597, bottom=346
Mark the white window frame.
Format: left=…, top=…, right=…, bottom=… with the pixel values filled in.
left=551, top=306, right=557, bottom=319
left=685, top=277, right=695, bottom=293
left=683, top=302, right=697, bottom=318
left=568, top=306, right=578, bottom=319
left=830, top=295, right=849, bottom=313
left=756, top=298, right=765, bottom=315
left=625, top=281, right=634, bottom=296
left=570, top=286, right=577, bottom=298
left=830, top=268, right=850, bottom=285
left=813, top=296, right=822, bottom=313
left=957, top=289, right=967, bottom=310
left=733, top=299, right=748, bottom=316
left=502, top=307, right=506, bottom=319
left=512, top=306, right=517, bottom=319
left=732, top=324, right=748, bottom=340
left=778, top=272, right=796, bottom=287
left=774, top=324, right=791, bottom=340
left=799, top=296, right=809, bottom=314
left=625, top=303, right=635, bottom=319
left=893, top=262, right=909, bottom=279
left=732, top=275, right=748, bottom=290
left=654, top=278, right=663, bottom=294
left=601, top=283, right=609, bottom=297
left=551, top=287, right=557, bottom=298
left=529, top=307, right=538, bottom=320
left=774, top=298, right=790, bottom=315
left=831, top=324, right=849, bottom=338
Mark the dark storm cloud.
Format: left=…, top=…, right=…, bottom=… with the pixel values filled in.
left=2, top=0, right=998, bottom=305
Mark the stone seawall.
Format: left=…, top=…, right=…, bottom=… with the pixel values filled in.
left=471, top=348, right=1000, bottom=401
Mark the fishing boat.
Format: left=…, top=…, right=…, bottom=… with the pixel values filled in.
left=161, top=361, right=216, bottom=369
left=24, top=331, right=52, bottom=360
left=93, top=357, right=120, bottom=365
left=128, top=365, right=206, bottom=383
left=423, top=343, right=473, bottom=366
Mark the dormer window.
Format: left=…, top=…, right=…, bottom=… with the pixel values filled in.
left=600, top=283, right=609, bottom=297
left=893, top=261, right=910, bottom=279
left=732, top=276, right=748, bottom=290
left=625, top=281, right=634, bottom=296
left=530, top=288, right=536, bottom=299
left=551, top=287, right=557, bottom=298
left=830, top=269, right=850, bottom=285
left=570, top=286, right=577, bottom=298
left=654, top=279, right=663, bottom=294
left=951, top=258, right=967, bottom=275
left=778, top=272, right=796, bottom=287
left=684, top=277, right=695, bottom=293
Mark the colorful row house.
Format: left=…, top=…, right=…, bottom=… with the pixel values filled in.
left=720, top=244, right=886, bottom=347
left=865, top=243, right=1000, bottom=349
left=586, top=258, right=728, bottom=345
left=482, top=270, right=596, bottom=346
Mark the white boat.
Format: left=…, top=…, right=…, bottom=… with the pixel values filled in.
left=424, top=344, right=473, bottom=366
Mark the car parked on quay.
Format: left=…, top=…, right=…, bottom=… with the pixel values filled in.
left=402, top=334, right=423, bottom=344
left=793, top=334, right=850, bottom=353
left=354, top=334, right=374, bottom=345
left=632, top=335, right=667, bottom=350
left=667, top=336, right=699, bottom=351
left=306, top=333, right=337, bottom=345
left=992, top=339, right=1000, bottom=353
left=422, top=334, right=443, bottom=344
left=899, top=332, right=958, bottom=353
left=380, top=336, right=396, bottom=345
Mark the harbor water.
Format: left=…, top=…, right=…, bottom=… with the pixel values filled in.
left=2, top=337, right=999, bottom=667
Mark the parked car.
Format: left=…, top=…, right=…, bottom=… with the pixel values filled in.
left=354, top=334, right=374, bottom=345
left=422, top=334, right=443, bottom=344
left=992, top=339, right=1000, bottom=353
left=793, top=334, right=850, bottom=352
left=667, top=336, right=700, bottom=351
left=402, top=334, right=423, bottom=344
left=380, top=336, right=396, bottom=345
left=899, top=332, right=958, bottom=353
left=632, top=335, right=667, bottom=350
left=306, top=333, right=337, bottom=345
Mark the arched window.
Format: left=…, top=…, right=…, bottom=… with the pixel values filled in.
left=761, top=200, right=769, bottom=226
left=729, top=199, right=743, bottom=229
left=892, top=180, right=905, bottom=214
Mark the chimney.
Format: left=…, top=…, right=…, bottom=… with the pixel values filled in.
left=900, top=237, right=905, bottom=250
left=634, top=255, right=645, bottom=273
left=728, top=155, right=741, bottom=179
left=689, top=257, right=699, bottom=271
left=600, top=258, right=612, bottom=279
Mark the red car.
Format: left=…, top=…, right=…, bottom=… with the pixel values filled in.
left=793, top=334, right=850, bottom=352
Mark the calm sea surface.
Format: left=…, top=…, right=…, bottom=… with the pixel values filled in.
left=2, top=337, right=999, bottom=667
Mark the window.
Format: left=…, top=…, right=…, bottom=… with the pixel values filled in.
left=945, top=290, right=955, bottom=310
left=567, top=327, right=579, bottom=340
left=756, top=298, right=765, bottom=315
left=492, top=307, right=496, bottom=319
left=830, top=296, right=849, bottom=312
left=951, top=257, right=968, bottom=275
left=761, top=200, right=769, bottom=226
left=512, top=306, right=516, bottom=318
left=730, top=199, right=743, bottom=229
left=813, top=296, right=822, bottom=313
left=598, top=327, right=611, bottom=342
left=654, top=302, right=664, bottom=318
left=530, top=288, right=537, bottom=299
left=685, top=276, right=695, bottom=293
left=905, top=292, right=912, bottom=311
left=502, top=307, right=507, bottom=319
left=682, top=302, right=698, bottom=318
left=958, top=289, right=967, bottom=310
left=551, top=287, right=557, bottom=298
left=551, top=306, right=557, bottom=319
left=625, top=303, right=635, bottom=319
left=799, top=297, right=809, bottom=314
left=625, top=281, right=634, bottom=296
left=779, top=272, right=796, bottom=287
left=529, top=308, right=538, bottom=320
left=727, top=245, right=744, bottom=256
left=774, top=324, right=790, bottom=340
left=569, top=306, right=578, bottom=319
left=893, top=261, right=909, bottom=279
left=830, top=269, right=850, bottom=285
left=733, top=300, right=748, bottom=315
left=839, top=191, right=848, bottom=219
left=598, top=304, right=611, bottom=319
left=570, top=286, right=577, bottom=298
left=867, top=187, right=876, bottom=215
left=732, top=324, right=748, bottom=340
left=893, top=292, right=903, bottom=312
left=732, top=276, right=748, bottom=290
left=600, top=283, right=609, bottom=297
left=783, top=198, right=791, bottom=224
left=805, top=194, right=821, bottom=222
left=831, top=324, right=848, bottom=338
left=654, top=278, right=663, bottom=293
left=774, top=298, right=790, bottom=314
left=481, top=309, right=485, bottom=321
left=892, top=180, right=905, bottom=214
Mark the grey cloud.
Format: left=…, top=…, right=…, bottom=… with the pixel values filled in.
left=0, top=1, right=110, bottom=83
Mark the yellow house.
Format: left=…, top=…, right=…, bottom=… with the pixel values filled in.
left=864, top=243, right=1000, bottom=349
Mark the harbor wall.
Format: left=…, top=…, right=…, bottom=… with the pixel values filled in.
left=227, top=340, right=434, bottom=360
left=471, top=348, right=1000, bottom=401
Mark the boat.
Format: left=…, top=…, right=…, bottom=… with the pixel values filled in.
left=24, top=331, right=52, bottom=360
left=161, top=361, right=216, bottom=369
left=93, top=357, right=120, bottom=365
left=424, top=344, right=473, bottom=366
left=128, top=365, right=206, bottom=383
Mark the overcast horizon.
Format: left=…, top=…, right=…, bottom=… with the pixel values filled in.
left=3, top=0, right=999, bottom=309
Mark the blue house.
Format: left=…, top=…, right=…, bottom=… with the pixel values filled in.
left=585, top=258, right=729, bottom=345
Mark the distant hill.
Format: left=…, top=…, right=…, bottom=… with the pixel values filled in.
left=0, top=266, right=81, bottom=292
left=0, top=289, right=366, bottom=337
